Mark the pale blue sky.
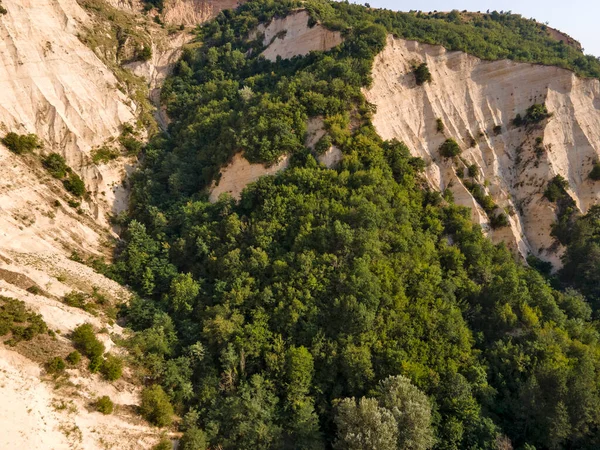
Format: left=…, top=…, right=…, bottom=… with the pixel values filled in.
left=343, top=1, right=600, bottom=57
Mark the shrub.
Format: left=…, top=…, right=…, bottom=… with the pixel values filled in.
left=414, top=63, right=432, bottom=85
left=119, top=135, right=143, bottom=155
left=436, top=118, right=444, bottom=133
left=63, top=292, right=93, bottom=312
left=66, top=351, right=82, bottom=365
left=26, top=285, right=42, bottom=295
left=467, top=164, right=478, bottom=178
left=138, top=45, right=153, bottom=62
left=439, top=139, right=461, bottom=157
left=100, top=354, right=123, bottom=381
left=525, top=103, right=551, bottom=123
left=544, top=175, right=569, bottom=202
left=2, top=132, right=42, bottom=154
left=493, top=125, right=503, bottom=135
left=71, top=323, right=105, bottom=371
left=0, top=296, right=48, bottom=345
left=589, top=162, right=600, bottom=181
left=513, top=103, right=552, bottom=127
left=46, top=357, right=66, bottom=374
left=96, top=395, right=114, bottom=415
left=42, top=153, right=68, bottom=178
left=91, top=146, right=120, bottom=164
left=180, top=427, right=208, bottom=450
left=314, top=134, right=332, bottom=155
left=140, top=385, right=174, bottom=427
left=152, top=440, right=173, bottom=450
left=490, top=212, right=510, bottom=229
left=63, top=173, right=86, bottom=197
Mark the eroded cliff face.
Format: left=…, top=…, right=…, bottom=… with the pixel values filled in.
left=0, top=1, right=179, bottom=446
left=252, top=10, right=343, bottom=62
left=106, top=0, right=244, bottom=25
left=364, top=36, right=600, bottom=267
left=163, top=0, right=242, bottom=26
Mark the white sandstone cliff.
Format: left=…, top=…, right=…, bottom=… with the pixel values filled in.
left=365, top=36, right=600, bottom=267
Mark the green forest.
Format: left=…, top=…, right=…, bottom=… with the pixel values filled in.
left=108, top=1, right=600, bottom=449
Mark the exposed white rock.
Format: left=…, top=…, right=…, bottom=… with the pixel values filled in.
left=365, top=36, right=600, bottom=266
left=318, top=146, right=343, bottom=168
left=210, top=152, right=290, bottom=202
left=163, top=0, right=242, bottom=26
left=252, top=10, right=343, bottom=62
left=305, top=117, right=343, bottom=168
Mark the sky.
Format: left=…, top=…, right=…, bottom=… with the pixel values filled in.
left=343, top=0, right=600, bottom=57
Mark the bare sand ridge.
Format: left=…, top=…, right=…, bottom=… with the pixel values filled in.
left=365, top=36, right=600, bottom=266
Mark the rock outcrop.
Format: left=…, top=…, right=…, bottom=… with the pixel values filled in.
left=163, top=0, right=243, bottom=26
left=210, top=153, right=290, bottom=202
left=365, top=36, right=600, bottom=266
left=252, top=10, right=343, bottom=62
left=0, top=2, right=174, bottom=446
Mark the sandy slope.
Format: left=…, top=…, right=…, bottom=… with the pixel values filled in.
left=0, top=345, right=163, bottom=449
left=365, top=36, right=600, bottom=265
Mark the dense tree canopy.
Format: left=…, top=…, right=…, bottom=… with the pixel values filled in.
left=112, top=1, right=600, bottom=448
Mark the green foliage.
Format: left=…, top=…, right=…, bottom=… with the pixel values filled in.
left=513, top=103, right=552, bottom=127
left=40, top=153, right=85, bottom=196
left=66, top=351, right=82, bottom=365
left=334, top=397, right=398, bottom=450
left=42, top=153, right=68, bottom=178
left=377, top=376, right=436, bottom=450
left=2, top=132, right=42, bottom=154
left=0, top=296, right=48, bottom=346
left=140, top=385, right=174, bottom=427
left=414, top=63, right=432, bottom=86
left=100, top=354, right=123, bottom=381
left=46, top=357, right=66, bottom=374
left=436, top=118, right=444, bottom=133
left=138, top=45, right=153, bottom=62
left=489, top=212, right=509, bottom=229
left=467, top=164, right=478, bottom=178
left=113, top=2, right=600, bottom=449
left=92, top=146, right=120, bottom=164
left=180, top=427, right=208, bottom=450
left=152, top=440, right=173, bottom=450
left=63, top=291, right=97, bottom=314
left=119, top=135, right=143, bottom=156
left=589, top=161, right=600, bottom=181
left=527, top=254, right=553, bottom=277
left=63, top=172, right=86, bottom=197
left=71, top=323, right=105, bottom=371
left=439, top=138, right=461, bottom=157
left=560, top=205, right=600, bottom=308
left=96, top=395, right=114, bottom=415
left=544, top=175, right=569, bottom=202
left=142, top=0, right=164, bottom=12
left=315, top=134, right=333, bottom=155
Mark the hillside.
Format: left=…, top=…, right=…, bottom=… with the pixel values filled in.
left=0, top=0, right=237, bottom=448
left=2, top=0, right=600, bottom=449
left=365, top=36, right=600, bottom=267
left=109, top=2, right=600, bottom=449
